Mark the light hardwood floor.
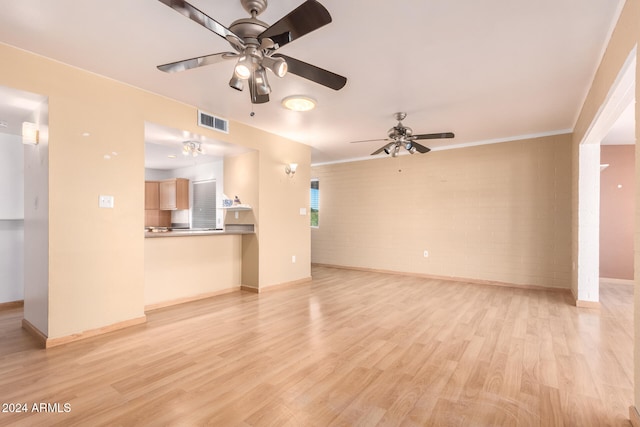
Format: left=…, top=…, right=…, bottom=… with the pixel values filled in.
left=0, top=266, right=633, bottom=426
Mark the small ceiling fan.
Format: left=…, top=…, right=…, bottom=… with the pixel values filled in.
left=156, top=0, right=347, bottom=104
left=351, top=112, right=455, bottom=156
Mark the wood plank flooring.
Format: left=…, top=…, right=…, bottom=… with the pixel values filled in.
left=0, top=266, right=633, bottom=426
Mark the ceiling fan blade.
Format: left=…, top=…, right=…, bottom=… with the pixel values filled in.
left=258, top=0, right=332, bottom=49
left=350, top=138, right=389, bottom=144
left=371, top=145, right=388, bottom=155
left=414, top=132, right=455, bottom=140
left=158, top=0, right=241, bottom=42
left=157, top=52, right=235, bottom=73
left=272, top=54, right=347, bottom=90
left=248, top=78, right=269, bottom=104
left=410, top=141, right=431, bottom=153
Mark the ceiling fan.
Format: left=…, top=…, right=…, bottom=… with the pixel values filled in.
left=351, top=112, right=455, bottom=156
left=156, top=0, right=347, bottom=104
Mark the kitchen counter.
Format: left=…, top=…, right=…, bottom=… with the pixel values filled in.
left=145, top=225, right=254, bottom=238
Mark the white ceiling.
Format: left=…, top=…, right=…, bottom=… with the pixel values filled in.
left=602, top=99, right=636, bottom=145
left=0, top=0, right=629, bottom=163
left=0, top=86, right=47, bottom=136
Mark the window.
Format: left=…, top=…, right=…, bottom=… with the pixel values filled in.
left=192, top=180, right=217, bottom=228
left=310, top=179, right=319, bottom=227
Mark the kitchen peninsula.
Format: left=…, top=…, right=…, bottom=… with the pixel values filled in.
left=144, top=208, right=255, bottom=310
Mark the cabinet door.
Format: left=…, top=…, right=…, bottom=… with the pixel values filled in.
left=175, top=178, right=190, bottom=210
left=145, top=181, right=160, bottom=210
left=159, top=180, right=177, bottom=210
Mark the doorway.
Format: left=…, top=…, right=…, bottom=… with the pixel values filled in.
left=577, top=47, right=636, bottom=303
left=0, top=85, right=49, bottom=335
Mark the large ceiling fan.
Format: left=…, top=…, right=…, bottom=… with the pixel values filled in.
left=351, top=112, right=455, bottom=156
left=156, top=0, right=347, bottom=104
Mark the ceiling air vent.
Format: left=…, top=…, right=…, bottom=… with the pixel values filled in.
left=197, top=110, right=228, bottom=134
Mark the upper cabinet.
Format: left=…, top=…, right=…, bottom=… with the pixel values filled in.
left=159, top=178, right=189, bottom=210
left=0, top=134, right=24, bottom=219
left=145, top=181, right=160, bottom=210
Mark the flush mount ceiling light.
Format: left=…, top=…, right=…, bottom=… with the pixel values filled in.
left=182, top=140, right=203, bottom=157
left=282, top=95, right=316, bottom=112
left=156, top=0, right=347, bottom=105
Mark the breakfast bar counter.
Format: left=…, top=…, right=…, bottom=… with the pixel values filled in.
left=145, top=224, right=254, bottom=238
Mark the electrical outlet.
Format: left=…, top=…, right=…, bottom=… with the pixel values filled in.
left=423, top=250, right=429, bottom=258
left=292, top=255, right=296, bottom=263
left=99, top=195, right=114, bottom=208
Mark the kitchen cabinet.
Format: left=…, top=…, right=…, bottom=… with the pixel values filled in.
left=160, top=178, right=189, bottom=210
left=145, top=181, right=160, bottom=210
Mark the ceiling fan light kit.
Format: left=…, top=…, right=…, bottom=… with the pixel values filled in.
left=233, top=50, right=258, bottom=80
left=157, top=0, right=347, bottom=104
left=253, top=67, right=271, bottom=95
left=262, top=55, right=288, bottom=78
left=351, top=112, right=455, bottom=157
left=229, top=74, right=244, bottom=91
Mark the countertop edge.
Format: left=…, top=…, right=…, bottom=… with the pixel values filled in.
left=145, top=230, right=254, bottom=238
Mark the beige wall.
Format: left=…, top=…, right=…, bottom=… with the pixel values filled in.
left=571, top=0, right=639, bottom=411
left=224, top=151, right=259, bottom=288
left=600, top=145, right=635, bottom=280
left=229, top=124, right=312, bottom=289
left=0, top=41, right=311, bottom=339
left=312, top=134, right=572, bottom=288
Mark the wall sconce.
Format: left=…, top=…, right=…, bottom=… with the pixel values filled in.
left=285, top=163, right=298, bottom=177
left=22, top=122, right=39, bottom=145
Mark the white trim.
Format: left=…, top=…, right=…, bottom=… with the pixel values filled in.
left=430, top=129, right=572, bottom=152
left=577, top=143, right=601, bottom=302
left=312, top=155, right=376, bottom=167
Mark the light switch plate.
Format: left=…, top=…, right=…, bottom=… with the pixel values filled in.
left=299, top=208, right=307, bottom=215
left=99, top=195, right=114, bottom=208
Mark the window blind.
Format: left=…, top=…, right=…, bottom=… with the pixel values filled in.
left=192, top=180, right=217, bottom=228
